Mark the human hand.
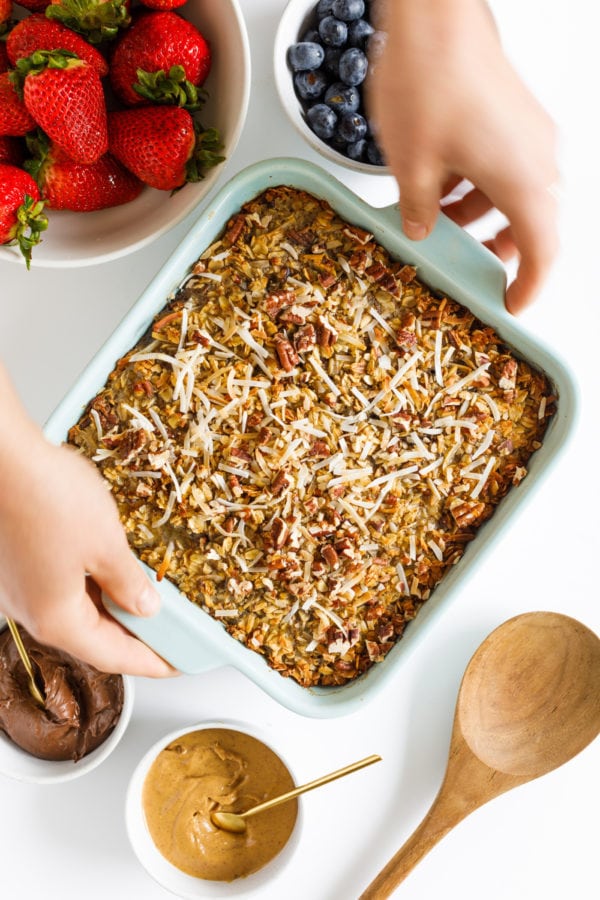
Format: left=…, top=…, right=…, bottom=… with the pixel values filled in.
left=366, top=0, right=559, bottom=314
left=0, top=374, right=176, bottom=677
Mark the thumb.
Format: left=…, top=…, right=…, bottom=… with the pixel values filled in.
left=88, top=529, right=161, bottom=619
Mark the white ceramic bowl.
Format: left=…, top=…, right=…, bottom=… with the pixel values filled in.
left=274, top=0, right=390, bottom=175
left=0, top=0, right=250, bottom=268
left=126, top=720, right=303, bottom=898
left=0, top=618, right=134, bottom=783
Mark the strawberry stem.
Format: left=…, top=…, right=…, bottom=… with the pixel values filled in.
left=45, top=0, right=131, bottom=44
left=184, top=126, right=225, bottom=186
left=10, top=49, right=80, bottom=96
left=133, top=66, right=207, bottom=112
left=11, top=194, right=48, bottom=270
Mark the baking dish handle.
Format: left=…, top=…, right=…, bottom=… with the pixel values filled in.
left=375, top=203, right=508, bottom=313
left=102, top=581, right=227, bottom=676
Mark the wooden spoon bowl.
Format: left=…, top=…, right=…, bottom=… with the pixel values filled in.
left=360, top=611, right=600, bottom=899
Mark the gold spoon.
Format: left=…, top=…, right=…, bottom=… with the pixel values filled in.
left=360, top=611, right=600, bottom=899
left=5, top=618, right=45, bottom=707
left=211, top=753, right=382, bottom=834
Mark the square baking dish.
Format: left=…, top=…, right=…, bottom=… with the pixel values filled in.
left=44, top=158, right=577, bottom=717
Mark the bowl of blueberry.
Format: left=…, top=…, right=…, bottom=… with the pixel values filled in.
left=274, top=0, right=389, bottom=173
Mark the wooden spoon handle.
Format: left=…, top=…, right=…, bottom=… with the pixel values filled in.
left=358, top=790, right=465, bottom=900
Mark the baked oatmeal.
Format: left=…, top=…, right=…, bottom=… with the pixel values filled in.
left=68, top=186, right=556, bottom=687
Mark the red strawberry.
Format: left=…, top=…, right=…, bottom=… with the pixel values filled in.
left=0, top=42, right=10, bottom=73
left=0, top=135, right=24, bottom=166
left=14, top=0, right=51, bottom=11
left=0, top=0, right=11, bottom=31
left=7, top=14, right=109, bottom=76
left=108, top=105, right=222, bottom=191
left=12, top=49, right=107, bottom=164
left=46, top=0, right=130, bottom=45
left=109, top=11, right=211, bottom=108
left=0, top=162, right=47, bottom=267
left=138, top=0, right=186, bottom=9
left=26, top=136, right=142, bottom=210
left=0, top=71, right=36, bottom=136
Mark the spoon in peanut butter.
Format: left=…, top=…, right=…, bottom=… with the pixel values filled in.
left=211, top=753, right=382, bottom=834
left=5, top=618, right=45, bottom=707
left=359, top=611, right=600, bottom=899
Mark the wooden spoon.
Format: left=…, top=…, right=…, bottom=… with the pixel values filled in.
left=360, top=611, right=600, bottom=899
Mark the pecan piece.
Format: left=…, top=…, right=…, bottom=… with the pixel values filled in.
left=271, top=469, right=292, bottom=496
left=274, top=333, right=300, bottom=372
left=449, top=500, right=486, bottom=528
left=272, top=516, right=290, bottom=548
left=316, top=315, right=338, bottom=351
left=294, top=323, right=317, bottom=354
left=265, top=289, right=296, bottom=319
left=321, top=545, right=339, bottom=568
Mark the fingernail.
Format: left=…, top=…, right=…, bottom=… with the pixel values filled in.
left=403, top=219, right=428, bottom=241
left=137, top=585, right=160, bottom=617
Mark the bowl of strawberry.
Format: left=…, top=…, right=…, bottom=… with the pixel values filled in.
left=0, top=0, right=250, bottom=267
left=274, top=0, right=389, bottom=175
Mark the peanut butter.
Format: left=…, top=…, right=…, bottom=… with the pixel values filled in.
left=142, top=727, right=297, bottom=881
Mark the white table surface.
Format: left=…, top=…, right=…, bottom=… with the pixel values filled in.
left=1, top=2, right=598, bottom=898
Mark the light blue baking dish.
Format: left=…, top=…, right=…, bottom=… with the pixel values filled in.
left=44, top=158, right=578, bottom=718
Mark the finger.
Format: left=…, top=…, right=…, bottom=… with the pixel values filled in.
left=397, top=164, right=445, bottom=240
left=500, top=188, right=559, bottom=314
left=87, top=523, right=161, bottom=618
left=483, top=226, right=518, bottom=263
left=48, top=586, right=177, bottom=677
left=442, top=187, right=495, bottom=227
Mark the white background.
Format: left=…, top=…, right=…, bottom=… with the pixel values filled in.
left=1, top=1, right=598, bottom=898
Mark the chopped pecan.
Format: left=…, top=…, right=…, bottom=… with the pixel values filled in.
left=396, top=328, right=418, bottom=351
left=229, top=447, right=252, bottom=463
left=449, top=500, right=486, bottom=528
left=117, top=428, right=148, bottom=464
left=271, top=469, right=292, bottom=496
left=274, top=333, right=300, bottom=372
left=343, top=225, right=373, bottom=245
left=265, top=289, right=296, bottom=319
left=309, top=440, right=331, bottom=458
left=272, top=516, right=290, bottom=548
left=321, top=545, right=339, bottom=568
left=496, top=357, right=518, bottom=391
left=285, top=226, right=316, bottom=246
left=90, top=396, right=118, bottom=430
left=316, top=315, right=338, bottom=351
left=257, top=426, right=272, bottom=445
left=397, top=264, right=417, bottom=283
left=223, top=213, right=246, bottom=245
left=279, top=306, right=306, bottom=325
left=294, top=323, right=317, bottom=354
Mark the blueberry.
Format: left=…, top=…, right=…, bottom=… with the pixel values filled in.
left=318, top=15, right=348, bottom=47
left=331, top=0, right=365, bottom=22
left=329, top=132, right=347, bottom=153
left=307, top=103, right=338, bottom=140
left=338, top=47, right=368, bottom=86
left=301, top=28, right=321, bottom=44
left=366, top=140, right=386, bottom=166
left=288, top=42, right=325, bottom=71
left=346, top=138, right=367, bottom=162
left=294, top=69, right=328, bottom=100
left=323, top=46, right=342, bottom=78
left=347, top=18, right=374, bottom=48
left=316, top=0, right=336, bottom=17
left=338, top=111, right=368, bottom=142
left=324, top=82, right=360, bottom=115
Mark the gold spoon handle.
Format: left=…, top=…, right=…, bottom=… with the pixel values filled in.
left=5, top=618, right=45, bottom=707
left=242, top=753, right=382, bottom=820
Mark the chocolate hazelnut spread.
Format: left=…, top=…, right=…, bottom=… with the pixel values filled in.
left=0, top=627, right=124, bottom=761
left=142, top=728, right=297, bottom=881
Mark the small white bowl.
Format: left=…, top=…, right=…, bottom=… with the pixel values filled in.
left=0, top=0, right=251, bottom=268
left=125, top=720, right=303, bottom=898
left=0, top=617, right=134, bottom=783
left=274, top=0, right=390, bottom=175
